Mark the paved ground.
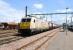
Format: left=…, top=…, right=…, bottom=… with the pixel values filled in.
left=48, top=29, right=73, bottom=50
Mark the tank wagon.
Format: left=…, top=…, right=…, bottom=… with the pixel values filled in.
left=18, top=17, right=58, bottom=35
left=8, top=23, right=18, bottom=29
left=53, top=24, right=58, bottom=29
left=48, top=22, right=59, bottom=30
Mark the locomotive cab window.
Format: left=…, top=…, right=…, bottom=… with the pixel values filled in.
left=21, top=18, right=31, bottom=22
left=34, top=20, right=35, bottom=23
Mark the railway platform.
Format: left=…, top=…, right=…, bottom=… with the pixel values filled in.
left=48, top=29, right=73, bottom=50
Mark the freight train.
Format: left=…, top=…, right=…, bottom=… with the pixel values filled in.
left=68, top=22, right=73, bottom=31
left=0, top=22, right=18, bottom=30
left=18, top=17, right=58, bottom=35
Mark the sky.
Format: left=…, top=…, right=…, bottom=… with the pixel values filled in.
left=0, top=0, right=73, bottom=24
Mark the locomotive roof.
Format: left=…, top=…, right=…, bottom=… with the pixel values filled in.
left=22, top=17, right=49, bottom=22
left=22, top=17, right=36, bottom=19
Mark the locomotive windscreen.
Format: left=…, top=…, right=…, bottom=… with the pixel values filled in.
left=21, top=18, right=31, bottom=22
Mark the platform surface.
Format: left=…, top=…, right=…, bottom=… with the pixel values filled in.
left=48, top=29, right=73, bottom=50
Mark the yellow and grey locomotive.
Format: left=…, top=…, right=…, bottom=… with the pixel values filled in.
left=18, top=17, right=49, bottom=35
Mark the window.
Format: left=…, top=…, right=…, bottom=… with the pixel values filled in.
left=34, top=20, right=35, bottom=23
left=21, top=18, right=31, bottom=22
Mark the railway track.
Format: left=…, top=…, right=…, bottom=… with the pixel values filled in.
left=0, top=32, right=18, bottom=38
left=0, top=29, right=59, bottom=46
left=0, top=30, right=23, bottom=45
left=0, top=28, right=59, bottom=50
left=17, top=29, right=59, bottom=50
left=0, top=36, right=23, bottom=45
left=0, top=30, right=18, bottom=38
left=0, top=30, right=17, bottom=34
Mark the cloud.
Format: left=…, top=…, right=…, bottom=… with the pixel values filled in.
left=0, top=0, right=25, bottom=23
left=33, top=3, right=43, bottom=9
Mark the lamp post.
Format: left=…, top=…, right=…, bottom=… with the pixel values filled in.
left=66, top=7, right=69, bottom=35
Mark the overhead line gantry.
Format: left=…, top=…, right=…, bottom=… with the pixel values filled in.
left=30, top=12, right=73, bottom=15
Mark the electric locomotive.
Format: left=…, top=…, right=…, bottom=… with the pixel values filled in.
left=18, top=17, right=49, bottom=35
